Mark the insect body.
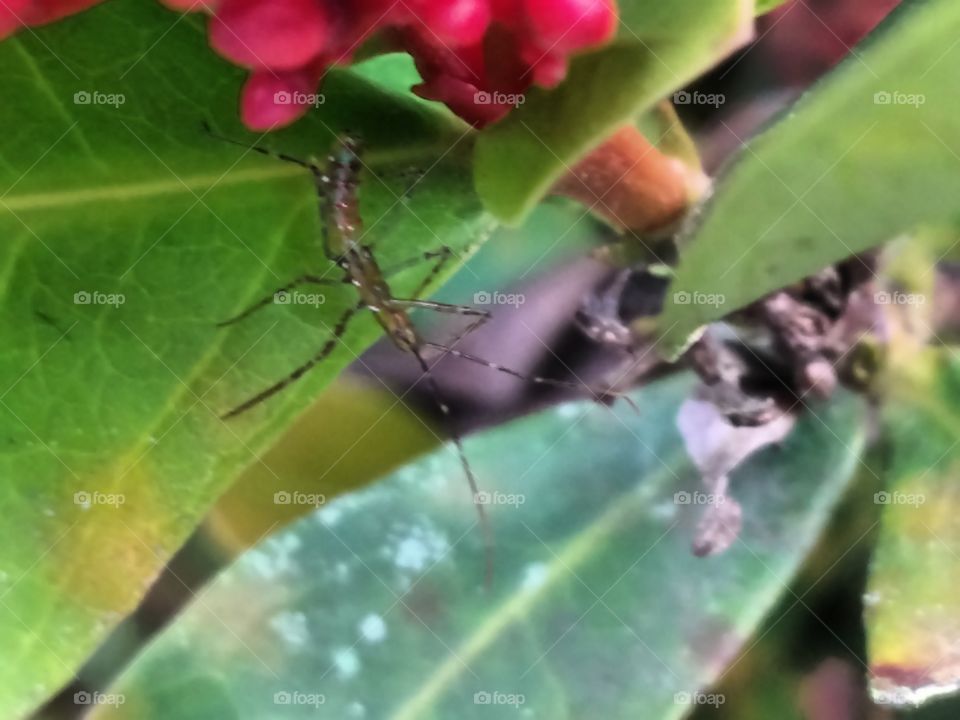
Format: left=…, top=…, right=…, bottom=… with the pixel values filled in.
left=208, top=126, right=501, bottom=580
left=207, top=124, right=630, bottom=585
left=322, top=140, right=425, bottom=357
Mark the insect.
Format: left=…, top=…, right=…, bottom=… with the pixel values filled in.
left=205, top=124, right=628, bottom=585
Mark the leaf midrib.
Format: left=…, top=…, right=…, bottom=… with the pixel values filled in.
left=0, top=138, right=477, bottom=214
left=0, top=165, right=302, bottom=213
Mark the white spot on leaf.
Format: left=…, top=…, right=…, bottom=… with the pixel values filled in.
left=521, top=562, right=549, bottom=591
left=358, top=614, right=387, bottom=643
left=332, top=646, right=361, bottom=680
left=269, top=610, right=309, bottom=648
left=393, top=525, right=449, bottom=572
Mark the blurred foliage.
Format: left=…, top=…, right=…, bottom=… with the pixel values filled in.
left=865, top=259, right=960, bottom=705
left=4, top=1, right=960, bottom=718
left=206, top=379, right=440, bottom=554
left=92, top=376, right=865, bottom=719
left=661, top=0, right=960, bottom=355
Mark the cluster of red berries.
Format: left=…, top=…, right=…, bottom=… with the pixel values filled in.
left=170, top=0, right=619, bottom=129
left=2, top=0, right=617, bottom=130
left=405, top=0, right=617, bottom=127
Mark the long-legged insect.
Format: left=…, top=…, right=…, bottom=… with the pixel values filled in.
left=207, top=125, right=628, bottom=585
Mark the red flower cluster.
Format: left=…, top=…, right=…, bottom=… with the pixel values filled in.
left=172, top=0, right=618, bottom=129
left=0, top=0, right=103, bottom=39
left=1, top=0, right=617, bottom=130
left=403, top=0, right=618, bottom=127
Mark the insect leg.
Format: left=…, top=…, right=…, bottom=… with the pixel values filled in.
left=379, top=246, right=456, bottom=280
left=408, top=344, right=494, bottom=588
left=393, top=298, right=491, bottom=320
left=202, top=121, right=321, bottom=172
left=417, top=337, right=640, bottom=412
left=397, top=263, right=635, bottom=405
left=407, top=246, right=456, bottom=300
left=383, top=249, right=494, bottom=584
left=217, top=275, right=343, bottom=327
left=386, top=244, right=494, bottom=335
left=221, top=302, right=361, bottom=419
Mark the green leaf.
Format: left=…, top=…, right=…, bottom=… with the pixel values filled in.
left=473, top=0, right=753, bottom=225
left=206, top=379, right=440, bottom=553
left=93, top=375, right=865, bottom=719
left=866, top=347, right=960, bottom=708
left=755, top=0, right=790, bottom=14
left=0, top=1, right=491, bottom=716
left=659, top=0, right=960, bottom=355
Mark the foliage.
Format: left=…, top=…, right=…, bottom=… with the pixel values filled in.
left=0, top=1, right=958, bottom=718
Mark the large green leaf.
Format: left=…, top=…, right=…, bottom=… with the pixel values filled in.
left=94, top=375, right=865, bottom=719
left=866, top=346, right=960, bottom=707
left=474, top=0, right=753, bottom=225
left=659, top=0, right=960, bottom=355
left=0, top=2, right=491, bottom=716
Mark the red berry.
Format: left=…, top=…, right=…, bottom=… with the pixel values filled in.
left=413, top=74, right=509, bottom=126
left=489, top=0, right=524, bottom=26
left=241, top=67, right=321, bottom=129
left=524, top=0, right=616, bottom=53
left=408, top=0, right=491, bottom=45
left=529, top=52, right=568, bottom=87
left=210, top=0, right=330, bottom=71
left=0, top=0, right=31, bottom=38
